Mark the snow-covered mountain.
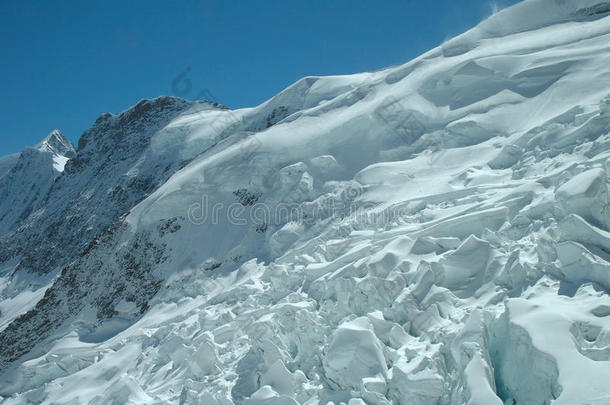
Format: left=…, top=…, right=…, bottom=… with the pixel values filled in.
left=2, top=0, right=610, bottom=403
left=0, top=130, right=75, bottom=236
left=0, top=154, right=19, bottom=180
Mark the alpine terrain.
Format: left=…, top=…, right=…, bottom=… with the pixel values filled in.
left=2, top=0, right=610, bottom=403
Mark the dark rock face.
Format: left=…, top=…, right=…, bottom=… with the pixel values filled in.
left=0, top=97, right=194, bottom=276
left=0, top=96, right=217, bottom=369
left=0, top=219, right=167, bottom=369
left=233, top=188, right=262, bottom=206
left=265, top=105, right=289, bottom=128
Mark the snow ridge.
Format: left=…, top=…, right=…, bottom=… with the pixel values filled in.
left=35, top=129, right=76, bottom=159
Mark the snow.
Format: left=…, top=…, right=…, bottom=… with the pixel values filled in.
left=52, top=154, right=69, bottom=172
left=35, top=129, right=75, bottom=159
left=1, top=0, right=610, bottom=404
left=490, top=282, right=610, bottom=405
left=0, top=153, right=19, bottom=179
left=0, top=285, right=50, bottom=332
left=323, top=317, right=387, bottom=391
left=556, top=167, right=605, bottom=197
left=0, top=130, right=75, bottom=234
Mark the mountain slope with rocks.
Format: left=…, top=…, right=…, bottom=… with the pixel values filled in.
left=0, top=130, right=75, bottom=235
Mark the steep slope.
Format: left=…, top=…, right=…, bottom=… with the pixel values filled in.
left=35, top=129, right=76, bottom=163
left=2, top=0, right=610, bottom=404
left=0, top=98, right=229, bottom=335
left=0, top=98, right=199, bottom=275
left=0, top=130, right=75, bottom=236
left=0, top=154, right=19, bottom=180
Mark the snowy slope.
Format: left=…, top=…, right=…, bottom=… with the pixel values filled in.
left=0, top=154, right=19, bottom=180
left=0, top=97, right=231, bottom=340
left=0, top=130, right=75, bottom=236
left=2, top=0, right=610, bottom=403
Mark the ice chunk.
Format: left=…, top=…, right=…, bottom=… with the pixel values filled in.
left=555, top=168, right=609, bottom=228
left=433, top=236, right=492, bottom=298
left=389, top=357, right=444, bottom=405
left=411, top=236, right=460, bottom=255
left=261, top=360, right=296, bottom=397
left=245, top=386, right=299, bottom=405
left=556, top=241, right=610, bottom=291
left=323, top=317, right=387, bottom=390
left=559, top=213, right=610, bottom=252
left=488, top=144, right=522, bottom=169
left=488, top=303, right=562, bottom=405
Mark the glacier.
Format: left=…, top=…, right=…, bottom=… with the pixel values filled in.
left=1, top=0, right=610, bottom=403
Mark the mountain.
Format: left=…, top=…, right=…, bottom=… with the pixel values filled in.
left=0, top=154, right=19, bottom=180
left=0, top=98, right=224, bottom=332
left=2, top=0, right=610, bottom=403
left=0, top=130, right=75, bottom=236
left=35, top=129, right=76, bottom=161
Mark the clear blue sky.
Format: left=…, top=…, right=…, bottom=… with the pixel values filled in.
left=0, top=0, right=520, bottom=155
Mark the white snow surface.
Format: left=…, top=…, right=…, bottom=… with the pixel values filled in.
left=2, top=0, right=610, bottom=403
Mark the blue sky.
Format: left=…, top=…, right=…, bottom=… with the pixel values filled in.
left=0, top=0, right=520, bottom=155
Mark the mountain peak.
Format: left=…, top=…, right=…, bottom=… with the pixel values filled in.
left=35, top=129, right=76, bottom=158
